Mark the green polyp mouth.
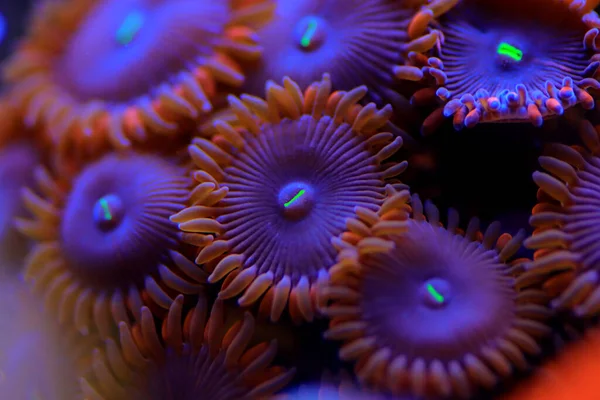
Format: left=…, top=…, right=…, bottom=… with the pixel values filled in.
left=284, top=189, right=306, bottom=208
left=115, top=11, right=145, bottom=46
left=301, top=19, right=319, bottom=48
left=497, top=42, right=523, bottom=62
left=427, top=283, right=445, bottom=304
left=278, top=182, right=315, bottom=220
left=99, top=197, right=113, bottom=221
left=93, top=193, right=124, bottom=231
left=421, top=278, right=451, bottom=308
left=295, top=16, right=327, bottom=51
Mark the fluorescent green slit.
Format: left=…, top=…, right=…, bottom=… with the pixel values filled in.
left=497, top=42, right=523, bottom=62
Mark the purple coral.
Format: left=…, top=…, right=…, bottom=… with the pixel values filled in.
left=174, top=74, right=406, bottom=324
left=81, top=295, right=295, bottom=400
left=17, top=151, right=206, bottom=337
left=321, top=193, right=551, bottom=398
left=526, top=117, right=600, bottom=316
left=396, top=0, right=600, bottom=131
left=243, top=0, right=413, bottom=107
left=3, top=0, right=272, bottom=151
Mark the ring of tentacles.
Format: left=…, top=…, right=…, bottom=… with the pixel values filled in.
left=243, top=0, right=413, bottom=107
left=0, top=140, right=40, bottom=269
left=17, top=150, right=207, bottom=337
left=395, top=0, right=600, bottom=131
left=525, top=118, right=600, bottom=317
left=81, top=295, right=295, bottom=400
left=320, top=192, right=552, bottom=399
left=3, top=0, right=273, bottom=153
left=172, top=74, right=406, bottom=324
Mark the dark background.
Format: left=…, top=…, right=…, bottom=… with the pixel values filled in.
left=0, top=0, right=34, bottom=62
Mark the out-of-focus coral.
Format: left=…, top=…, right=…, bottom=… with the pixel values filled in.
left=242, top=0, right=414, bottom=108
left=173, top=74, right=406, bottom=324
left=0, top=100, right=40, bottom=271
left=0, top=140, right=39, bottom=271
left=503, top=328, right=600, bottom=400
left=0, top=277, right=96, bottom=399
left=17, top=149, right=207, bottom=337
left=321, top=193, right=551, bottom=399
left=81, top=295, right=295, bottom=400
left=3, top=0, right=273, bottom=154
left=396, top=0, right=600, bottom=132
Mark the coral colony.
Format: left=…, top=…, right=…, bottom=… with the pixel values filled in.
left=2, top=0, right=600, bottom=399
